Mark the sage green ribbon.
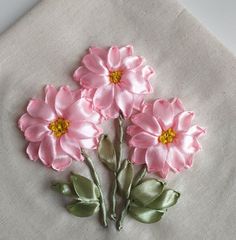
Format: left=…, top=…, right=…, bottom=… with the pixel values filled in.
left=52, top=173, right=101, bottom=218
left=115, top=163, right=180, bottom=226
left=129, top=179, right=180, bottom=224
left=129, top=203, right=164, bottom=223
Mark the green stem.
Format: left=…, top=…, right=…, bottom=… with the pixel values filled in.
left=110, top=113, right=124, bottom=220
left=82, top=150, right=108, bottom=227
left=116, top=165, right=147, bottom=230
left=109, top=172, right=117, bottom=220
left=117, top=114, right=124, bottom=170
left=116, top=199, right=130, bottom=231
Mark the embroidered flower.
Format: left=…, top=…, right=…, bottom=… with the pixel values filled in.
left=18, top=85, right=102, bottom=171
left=127, top=98, right=205, bottom=178
left=73, top=45, right=154, bottom=119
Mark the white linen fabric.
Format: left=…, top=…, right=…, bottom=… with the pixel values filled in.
left=0, top=0, right=235, bottom=239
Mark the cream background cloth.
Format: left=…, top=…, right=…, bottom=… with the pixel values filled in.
left=0, top=0, right=236, bottom=239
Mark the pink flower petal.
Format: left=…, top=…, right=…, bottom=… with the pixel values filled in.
left=24, top=124, right=49, bottom=142
left=82, top=53, right=108, bottom=74
left=175, top=134, right=198, bottom=154
left=100, top=100, right=119, bottom=119
left=69, top=122, right=101, bottom=139
left=60, top=134, right=84, bottom=161
left=123, top=56, right=144, bottom=70
left=133, top=94, right=145, bottom=111
left=93, top=84, right=114, bottom=110
left=89, top=47, right=107, bottom=62
left=115, top=88, right=134, bottom=118
left=127, top=125, right=143, bottom=136
left=131, top=148, right=146, bottom=165
left=26, top=142, right=40, bottom=161
left=73, top=66, right=88, bottom=82
left=129, top=131, right=157, bottom=148
left=122, top=71, right=151, bottom=94
left=107, top=46, right=121, bottom=69
left=193, top=139, right=201, bottom=151
left=153, top=99, right=174, bottom=129
left=44, top=85, right=57, bottom=112
left=131, top=113, right=162, bottom=136
left=156, top=162, right=170, bottom=179
left=66, top=98, right=101, bottom=124
left=173, top=111, right=195, bottom=132
left=185, top=154, right=194, bottom=168
left=119, top=45, right=133, bottom=61
left=27, top=99, right=55, bottom=121
left=170, top=98, right=184, bottom=115
left=18, top=113, right=46, bottom=131
left=52, top=157, right=72, bottom=171
left=141, top=102, right=154, bottom=115
left=145, top=145, right=167, bottom=172
left=167, top=146, right=186, bottom=172
left=72, top=88, right=83, bottom=99
left=78, top=138, right=99, bottom=150
left=80, top=72, right=109, bottom=89
left=186, top=125, right=206, bottom=138
left=51, top=142, right=73, bottom=171
left=38, top=135, right=57, bottom=166
left=55, top=86, right=74, bottom=116
left=141, top=65, right=155, bottom=81
left=76, top=88, right=96, bottom=100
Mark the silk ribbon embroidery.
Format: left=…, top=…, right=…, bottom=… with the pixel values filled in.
left=73, top=45, right=154, bottom=119
left=128, top=98, right=206, bottom=178
left=18, top=45, right=205, bottom=231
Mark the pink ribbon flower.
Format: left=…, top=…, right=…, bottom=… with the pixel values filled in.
left=18, top=85, right=102, bottom=171
left=127, top=98, right=206, bottom=178
left=73, top=45, right=154, bottom=119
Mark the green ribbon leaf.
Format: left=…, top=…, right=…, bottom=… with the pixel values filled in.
left=147, top=189, right=180, bottom=210
left=70, top=173, right=100, bottom=200
left=117, top=160, right=134, bottom=198
left=129, top=202, right=164, bottom=223
left=67, top=201, right=99, bottom=217
left=51, top=182, right=73, bottom=196
left=98, top=135, right=117, bottom=171
left=132, top=166, right=147, bottom=188
left=130, top=179, right=164, bottom=206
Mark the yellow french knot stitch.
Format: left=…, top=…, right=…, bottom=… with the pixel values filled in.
left=159, top=128, right=176, bottom=144
left=48, top=118, right=70, bottom=138
left=109, top=70, right=122, bottom=84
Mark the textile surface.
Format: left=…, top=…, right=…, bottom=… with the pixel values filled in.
left=0, top=0, right=235, bottom=239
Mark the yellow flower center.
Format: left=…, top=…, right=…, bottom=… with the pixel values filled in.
left=109, top=70, right=122, bottom=84
left=48, top=118, right=70, bottom=138
left=159, top=128, right=176, bottom=144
